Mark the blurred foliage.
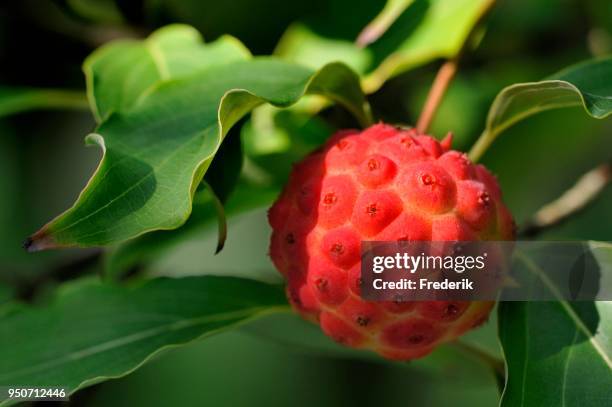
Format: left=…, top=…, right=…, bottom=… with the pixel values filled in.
left=0, top=275, right=288, bottom=399
left=79, top=315, right=500, bottom=407
left=0, top=0, right=611, bottom=406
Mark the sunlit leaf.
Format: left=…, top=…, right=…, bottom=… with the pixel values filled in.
left=84, top=24, right=250, bottom=122
left=275, top=0, right=493, bottom=93
left=275, top=24, right=371, bottom=74
left=27, top=25, right=369, bottom=251
left=364, top=0, right=494, bottom=91
left=469, top=56, right=612, bottom=162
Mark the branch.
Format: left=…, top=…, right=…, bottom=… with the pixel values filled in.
left=356, top=0, right=413, bottom=47
left=416, top=59, right=459, bottom=133
left=520, top=162, right=611, bottom=238
left=416, top=0, right=497, bottom=133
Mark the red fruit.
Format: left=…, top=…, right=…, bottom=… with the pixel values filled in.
left=318, top=175, right=357, bottom=228
left=320, top=227, right=361, bottom=269
left=455, top=180, right=496, bottom=231
left=307, top=258, right=349, bottom=306
left=320, top=312, right=366, bottom=347
left=351, top=189, right=403, bottom=236
left=268, top=123, right=514, bottom=360
left=400, top=161, right=457, bottom=214
left=381, top=318, right=442, bottom=349
left=418, top=301, right=470, bottom=322
left=358, top=154, right=397, bottom=187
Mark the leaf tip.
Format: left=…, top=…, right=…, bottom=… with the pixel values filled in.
left=214, top=240, right=225, bottom=255
left=23, top=230, right=57, bottom=252
left=22, top=236, right=34, bottom=252
left=355, top=29, right=377, bottom=48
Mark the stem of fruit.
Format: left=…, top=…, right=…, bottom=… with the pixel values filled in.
left=416, top=0, right=497, bottom=134
left=452, top=340, right=505, bottom=391
left=520, top=162, right=611, bottom=238
left=468, top=129, right=494, bottom=163
left=416, top=59, right=459, bottom=133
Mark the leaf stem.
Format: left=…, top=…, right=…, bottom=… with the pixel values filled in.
left=356, top=0, right=414, bottom=47
left=467, top=97, right=578, bottom=163
left=451, top=340, right=505, bottom=391
left=519, top=162, right=611, bottom=238
left=38, top=90, right=91, bottom=110
left=416, top=59, right=459, bottom=133
left=0, top=89, right=90, bottom=118
left=416, top=0, right=498, bottom=133
left=468, top=129, right=494, bottom=163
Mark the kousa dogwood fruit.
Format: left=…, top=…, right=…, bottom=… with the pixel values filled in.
left=268, top=123, right=514, bottom=360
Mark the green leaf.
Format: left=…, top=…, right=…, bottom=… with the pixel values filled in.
left=103, top=104, right=334, bottom=278
left=200, top=181, right=228, bottom=254
left=0, top=276, right=287, bottom=404
left=242, top=104, right=334, bottom=177
left=356, top=0, right=415, bottom=47
left=67, top=0, right=124, bottom=24
left=84, top=314, right=499, bottom=407
left=498, top=243, right=612, bottom=407
left=84, top=24, right=250, bottom=258
left=84, top=24, right=250, bottom=122
left=200, top=123, right=244, bottom=254
left=275, top=24, right=372, bottom=74
left=28, top=54, right=369, bottom=251
left=499, top=302, right=612, bottom=406
left=363, top=0, right=494, bottom=92
left=203, top=122, right=245, bottom=204
left=469, top=56, right=612, bottom=162
left=275, top=0, right=492, bottom=93
left=0, top=87, right=88, bottom=118
left=247, top=311, right=501, bottom=404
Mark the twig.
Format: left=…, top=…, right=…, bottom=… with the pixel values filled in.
left=416, top=0, right=497, bottom=133
left=416, top=59, right=459, bottom=133
left=356, top=0, right=413, bottom=47
left=520, top=162, right=611, bottom=238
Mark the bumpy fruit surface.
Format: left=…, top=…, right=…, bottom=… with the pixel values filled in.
left=268, top=123, right=514, bottom=360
